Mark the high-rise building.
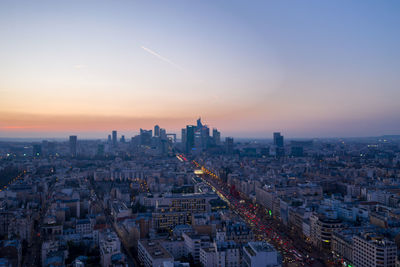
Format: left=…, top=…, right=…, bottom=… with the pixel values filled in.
left=154, top=125, right=160, bottom=137
left=225, top=137, right=234, bottom=154
left=140, top=129, right=152, bottom=146
left=273, top=132, right=284, bottom=157
left=273, top=132, right=284, bottom=147
left=194, top=129, right=203, bottom=151
left=212, top=128, right=221, bottom=146
left=112, top=131, right=117, bottom=147
left=120, top=135, right=126, bottom=143
left=159, top=128, right=167, bottom=140
left=181, top=128, right=186, bottom=145
left=183, top=118, right=213, bottom=153
left=185, top=125, right=195, bottom=153
left=192, top=118, right=209, bottom=151
left=107, top=134, right=112, bottom=143
left=197, top=118, right=203, bottom=128
left=201, top=125, right=210, bottom=150
left=69, top=135, right=77, bottom=157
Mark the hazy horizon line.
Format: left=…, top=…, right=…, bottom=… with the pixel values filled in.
left=0, top=134, right=398, bottom=143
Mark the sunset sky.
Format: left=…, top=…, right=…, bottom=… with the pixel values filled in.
left=1, top=0, right=400, bottom=138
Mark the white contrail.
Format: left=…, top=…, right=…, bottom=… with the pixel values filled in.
left=141, top=46, right=185, bottom=72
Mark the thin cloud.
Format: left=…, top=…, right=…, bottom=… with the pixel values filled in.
left=141, top=46, right=185, bottom=72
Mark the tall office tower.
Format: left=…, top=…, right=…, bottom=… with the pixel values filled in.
left=159, top=128, right=167, bottom=140
left=185, top=125, right=195, bottom=153
left=112, top=130, right=117, bottom=147
left=120, top=135, right=126, bottom=143
left=273, top=132, right=284, bottom=147
left=140, top=129, right=152, bottom=146
left=107, top=134, right=112, bottom=143
left=194, top=129, right=203, bottom=151
left=33, top=144, right=42, bottom=157
left=197, top=117, right=203, bottom=128
left=69, top=135, right=77, bottom=157
left=212, top=128, right=221, bottom=146
left=353, top=232, right=396, bottom=267
left=154, top=125, right=160, bottom=137
left=201, top=125, right=210, bottom=150
left=273, top=132, right=284, bottom=157
left=181, top=128, right=187, bottom=146
left=225, top=137, right=234, bottom=154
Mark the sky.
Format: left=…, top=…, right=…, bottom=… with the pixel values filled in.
left=0, top=0, right=399, bottom=139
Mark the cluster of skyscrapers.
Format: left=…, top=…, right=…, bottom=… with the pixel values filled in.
left=181, top=118, right=221, bottom=154
left=67, top=118, right=280, bottom=158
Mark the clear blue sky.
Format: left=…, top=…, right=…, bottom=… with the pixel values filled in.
left=0, top=0, right=399, bottom=138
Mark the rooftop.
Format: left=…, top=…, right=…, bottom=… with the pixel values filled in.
left=139, top=239, right=173, bottom=260
left=248, top=241, right=276, bottom=253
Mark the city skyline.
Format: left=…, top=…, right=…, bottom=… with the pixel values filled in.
left=0, top=116, right=399, bottom=140
left=1, top=1, right=400, bottom=138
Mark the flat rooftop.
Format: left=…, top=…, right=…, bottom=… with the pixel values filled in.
left=248, top=241, right=276, bottom=253
left=139, top=239, right=173, bottom=260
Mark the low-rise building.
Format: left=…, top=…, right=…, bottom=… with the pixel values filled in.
left=242, top=241, right=282, bottom=267
left=353, top=232, right=397, bottom=267
left=99, top=230, right=121, bottom=267
left=138, top=239, right=174, bottom=267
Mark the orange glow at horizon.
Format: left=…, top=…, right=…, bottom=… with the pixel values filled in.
left=1, top=1, right=400, bottom=138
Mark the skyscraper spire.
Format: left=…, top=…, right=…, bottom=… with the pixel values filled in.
left=197, top=117, right=203, bottom=129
